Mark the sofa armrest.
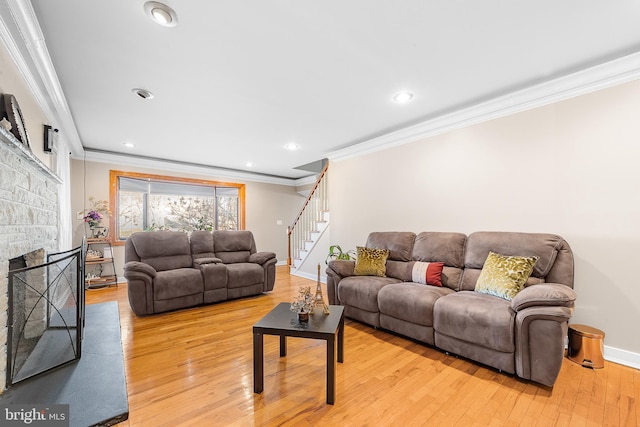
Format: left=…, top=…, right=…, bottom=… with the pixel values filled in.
left=511, top=283, right=576, bottom=312
left=326, top=260, right=355, bottom=305
left=327, top=260, right=355, bottom=278
left=249, top=251, right=276, bottom=265
left=123, top=262, right=156, bottom=316
left=514, top=304, right=574, bottom=386
left=193, top=257, right=222, bottom=267
left=124, top=261, right=157, bottom=278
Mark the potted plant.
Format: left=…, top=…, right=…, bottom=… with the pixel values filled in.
left=325, top=245, right=356, bottom=264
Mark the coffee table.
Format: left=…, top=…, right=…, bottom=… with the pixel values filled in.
left=253, top=302, right=345, bottom=404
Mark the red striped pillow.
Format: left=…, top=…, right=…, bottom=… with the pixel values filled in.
left=412, top=261, right=445, bottom=287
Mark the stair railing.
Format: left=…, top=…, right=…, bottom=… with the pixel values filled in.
left=287, top=162, right=329, bottom=269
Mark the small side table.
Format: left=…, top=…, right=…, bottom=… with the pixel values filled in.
left=568, top=324, right=605, bottom=369
left=253, top=303, right=345, bottom=404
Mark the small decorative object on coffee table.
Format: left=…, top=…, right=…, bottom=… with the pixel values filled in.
left=290, top=286, right=314, bottom=322
left=314, top=263, right=330, bottom=314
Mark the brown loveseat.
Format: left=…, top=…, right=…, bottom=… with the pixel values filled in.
left=124, top=230, right=277, bottom=316
left=326, top=231, right=576, bottom=387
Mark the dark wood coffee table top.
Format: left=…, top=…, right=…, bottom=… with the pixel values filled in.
left=253, top=302, right=344, bottom=337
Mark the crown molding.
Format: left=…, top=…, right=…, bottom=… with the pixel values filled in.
left=328, top=52, right=640, bottom=162
left=0, top=0, right=84, bottom=156
left=78, top=149, right=313, bottom=187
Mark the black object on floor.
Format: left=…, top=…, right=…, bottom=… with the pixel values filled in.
left=0, top=301, right=129, bottom=426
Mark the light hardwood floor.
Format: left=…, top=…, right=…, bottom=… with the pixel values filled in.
left=87, top=266, right=639, bottom=426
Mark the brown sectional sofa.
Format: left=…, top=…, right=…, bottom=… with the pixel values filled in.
left=326, top=231, right=576, bottom=387
left=124, top=230, right=277, bottom=316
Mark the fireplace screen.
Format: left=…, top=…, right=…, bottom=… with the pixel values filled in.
left=6, top=245, right=84, bottom=387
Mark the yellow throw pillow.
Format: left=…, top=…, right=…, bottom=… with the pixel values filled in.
left=475, top=251, right=538, bottom=300
left=353, top=246, right=389, bottom=277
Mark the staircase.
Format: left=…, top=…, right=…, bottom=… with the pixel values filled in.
left=287, top=162, right=329, bottom=272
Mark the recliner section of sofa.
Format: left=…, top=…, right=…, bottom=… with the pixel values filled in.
left=326, top=231, right=576, bottom=387
left=124, top=230, right=277, bottom=316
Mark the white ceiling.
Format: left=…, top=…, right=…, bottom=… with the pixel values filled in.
left=8, top=1, right=640, bottom=179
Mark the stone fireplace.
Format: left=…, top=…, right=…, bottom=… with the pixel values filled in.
left=0, top=126, right=61, bottom=393
left=0, top=130, right=128, bottom=425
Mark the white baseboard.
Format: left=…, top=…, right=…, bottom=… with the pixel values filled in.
left=604, top=345, right=640, bottom=370
left=289, top=269, right=327, bottom=284
left=276, top=260, right=287, bottom=266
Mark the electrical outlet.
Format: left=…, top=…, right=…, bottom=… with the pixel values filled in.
left=276, top=219, right=283, bottom=226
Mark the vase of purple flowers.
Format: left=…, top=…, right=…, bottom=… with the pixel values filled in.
left=83, top=210, right=102, bottom=228
left=83, top=210, right=104, bottom=238
left=83, top=197, right=111, bottom=238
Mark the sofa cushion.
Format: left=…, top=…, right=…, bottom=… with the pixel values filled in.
left=412, top=232, right=466, bottom=268
left=191, top=230, right=215, bottom=260
left=354, top=246, right=389, bottom=277
left=214, top=230, right=256, bottom=263
left=385, top=260, right=412, bottom=281
left=129, top=231, right=193, bottom=271
left=433, top=291, right=515, bottom=353
left=465, top=232, right=562, bottom=278
left=226, top=263, right=264, bottom=289
left=411, top=261, right=444, bottom=287
left=474, top=252, right=538, bottom=301
left=378, top=283, right=454, bottom=327
left=154, top=268, right=204, bottom=301
left=338, top=276, right=400, bottom=312
left=365, top=232, right=416, bottom=261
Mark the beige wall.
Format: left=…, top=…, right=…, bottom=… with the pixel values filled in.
left=329, top=79, right=640, bottom=356
left=70, top=159, right=301, bottom=276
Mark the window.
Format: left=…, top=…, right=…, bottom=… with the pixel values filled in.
left=109, top=171, right=245, bottom=244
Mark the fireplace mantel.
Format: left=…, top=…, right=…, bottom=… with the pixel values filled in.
left=0, top=126, right=62, bottom=184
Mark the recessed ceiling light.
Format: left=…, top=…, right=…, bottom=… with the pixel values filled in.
left=393, top=91, right=414, bottom=103
left=144, top=2, right=178, bottom=27
left=245, top=162, right=253, bottom=167
left=123, top=142, right=135, bottom=148
left=132, top=88, right=154, bottom=100
left=284, top=143, right=299, bottom=151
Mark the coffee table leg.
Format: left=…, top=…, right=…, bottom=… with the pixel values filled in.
left=338, top=315, right=344, bottom=363
left=280, top=335, right=287, bottom=357
left=326, top=334, right=337, bottom=404
left=253, top=331, right=263, bottom=393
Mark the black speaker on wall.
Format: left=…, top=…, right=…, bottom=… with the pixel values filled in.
left=43, top=124, right=58, bottom=153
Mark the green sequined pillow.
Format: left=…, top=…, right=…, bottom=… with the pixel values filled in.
left=353, top=246, right=389, bottom=277
left=475, top=252, right=538, bottom=300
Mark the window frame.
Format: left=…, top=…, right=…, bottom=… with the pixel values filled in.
left=109, top=170, right=246, bottom=245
